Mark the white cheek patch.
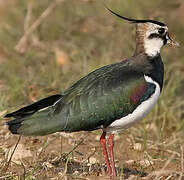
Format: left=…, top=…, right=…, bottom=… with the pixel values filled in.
left=143, top=24, right=166, bottom=57
left=144, top=37, right=164, bottom=57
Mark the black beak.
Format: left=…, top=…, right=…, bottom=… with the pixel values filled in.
left=166, top=33, right=180, bottom=47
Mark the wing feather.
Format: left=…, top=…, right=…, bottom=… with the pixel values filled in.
left=53, top=62, right=156, bottom=132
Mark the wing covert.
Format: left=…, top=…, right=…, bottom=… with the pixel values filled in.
left=52, top=62, right=156, bottom=132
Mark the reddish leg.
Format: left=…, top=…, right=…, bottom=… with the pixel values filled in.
left=100, top=132, right=112, bottom=176
left=108, top=133, right=117, bottom=177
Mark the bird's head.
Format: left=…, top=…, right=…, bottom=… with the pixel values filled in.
left=107, top=8, right=180, bottom=57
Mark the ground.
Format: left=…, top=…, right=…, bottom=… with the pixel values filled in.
left=0, top=126, right=183, bottom=179
left=0, top=0, right=184, bottom=179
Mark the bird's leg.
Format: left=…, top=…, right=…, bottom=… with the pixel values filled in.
left=100, top=131, right=112, bottom=176
left=108, top=133, right=117, bottom=177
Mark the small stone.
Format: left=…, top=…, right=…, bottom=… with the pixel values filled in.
left=43, top=162, right=53, bottom=169
left=125, top=160, right=135, bottom=165
left=133, top=143, right=142, bottom=151
left=89, top=156, right=98, bottom=164
left=73, top=170, right=79, bottom=175
left=139, top=159, right=154, bottom=167
left=37, top=147, right=42, bottom=154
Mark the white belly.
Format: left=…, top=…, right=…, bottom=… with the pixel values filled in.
left=104, top=75, right=161, bottom=133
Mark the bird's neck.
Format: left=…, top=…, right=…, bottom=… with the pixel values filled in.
left=130, top=53, right=164, bottom=91
left=145, top=55, right=164, bottom=90
left=134, top=25, right=146, bottom=55
left=134, top=37, right=145, bottom=56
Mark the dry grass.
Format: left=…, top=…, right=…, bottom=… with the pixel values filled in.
left=0, top=0, right=184, bottom=179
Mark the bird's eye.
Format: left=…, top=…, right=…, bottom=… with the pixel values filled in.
left=158, top=28, right=165, bottom=35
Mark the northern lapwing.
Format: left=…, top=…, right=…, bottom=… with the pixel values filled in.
left=5, top=7, right=179, bottom=178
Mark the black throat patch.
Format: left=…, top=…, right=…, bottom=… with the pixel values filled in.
left=146, top=55, right=164, bottom=91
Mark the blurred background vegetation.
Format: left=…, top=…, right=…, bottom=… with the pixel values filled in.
left=0, top=0, right=184, bottom=179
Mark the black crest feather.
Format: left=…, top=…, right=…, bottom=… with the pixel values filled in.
left=106, top=7, right=166, bottom=27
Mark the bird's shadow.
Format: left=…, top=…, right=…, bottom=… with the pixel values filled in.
left=52, top=158, right=147, bottom=179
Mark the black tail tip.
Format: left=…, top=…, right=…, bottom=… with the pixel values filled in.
left=4, top=113, right=11, bottom=118
left=8, top=124, right=21, bottom=134
left=4, top=111, right=19, bottom=118
left=6, top=121, right=21, bottom=134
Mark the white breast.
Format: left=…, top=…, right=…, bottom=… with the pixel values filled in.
left=104, top=75, right=161, bottom=133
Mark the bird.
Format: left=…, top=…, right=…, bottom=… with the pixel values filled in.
left=5, top=7, right=179, bottom=178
